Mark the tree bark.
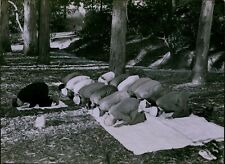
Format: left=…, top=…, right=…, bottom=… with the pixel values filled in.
left=63, top=5, right=66, bottom=19
left=24, top=0, right=38, bottom=56
left=8, top=0, right=23, bottom=33
left=0, top=0, right=2, bottom=54
left=172, top=0, right=176, bottom=10
left=0, top=0, right=4, bottom=64
left=0, top=0, right=11, bottom=52
left=91, top=0, right=94, bottom=10
left=37, top=0, right=50, bottom=64
left=192, top=0, right=215, bottom=85
left=100, top=0, right=103, bottom=12
left=109, top=0, right=127, bottom=76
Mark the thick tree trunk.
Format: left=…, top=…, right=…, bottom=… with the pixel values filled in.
left=109, top=0, right=127, bottom=76
left=24, top=0, right=38, bottom=56
left=0, top=0, right=11, bottom=52
left=37, top=0, right=50, bottom=64
left=192, top=0, right=215, bottom=85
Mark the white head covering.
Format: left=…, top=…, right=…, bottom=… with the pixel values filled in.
left=138, top=99, right=147, bottom=112
left=147, top=106, right=158, bottom=117
left=98, top=71, right=115, bottom=85
left=117, top=75, right=139, bottom=91
left=91, top=107, right=100, bottom=118
left=61, top=88, right=68, bottom=96
left=104, top=113, right=116, bottom=126
left=138, top=99, right=158, bottom=117
left=73, top=94, right=81, bottom=105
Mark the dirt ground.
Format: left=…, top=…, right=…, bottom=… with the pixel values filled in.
left=1, top=51, right=224, bottom=163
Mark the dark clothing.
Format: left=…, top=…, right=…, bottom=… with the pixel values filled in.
left=156, top=91, right=190, bottom=118
left=79, top=82, right=105, bottom=106
left=17, top=82, right=52, bottom=107
left=109, top=74, right=130, bottom=87
left=91, top=85, right=118, bottom=102
left=79, top=82, right=106, bottom=99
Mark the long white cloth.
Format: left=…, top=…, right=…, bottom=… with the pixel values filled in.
left=17, top=101, right=68, bottom=111
left=89, top=108, right=224, bottom=155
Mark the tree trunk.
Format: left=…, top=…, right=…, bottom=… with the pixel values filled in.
left=0, top=0, right=3, bottom=63
left=192, top=0, right=215, bottom=85
left=91, top=0, right=94, bottom=10
left=37, top=0, right=50, bottom=64
left=63, top=4, right=66, bottom=19
left=100, top=0, right=103, bottom=12
left=8, top=0, right=23, bottom=32
left=24, top=0, right=38, bottom=56
left=172, top=0, right=176, bottom=10
left=0, top=0, right=11, bottom=52
left=0, top=0, right=5, bottom=65
left=109, top=0, right=127, bottom=76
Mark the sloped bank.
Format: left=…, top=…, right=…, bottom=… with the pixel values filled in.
left=66, top=35, right=224, bottom=72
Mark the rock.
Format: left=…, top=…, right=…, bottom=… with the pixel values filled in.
left=199, top=149, right=217, bottom=161
left=34, top=115, right=46, bottom=129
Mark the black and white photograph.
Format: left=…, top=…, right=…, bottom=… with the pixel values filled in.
left=0, top=0, right=224, bottom=163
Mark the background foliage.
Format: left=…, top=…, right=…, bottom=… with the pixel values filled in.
left=8, top=0, right=224, bottom=61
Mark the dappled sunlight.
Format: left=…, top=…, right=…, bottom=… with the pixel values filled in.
left=0, top=0, right=224, bottom=163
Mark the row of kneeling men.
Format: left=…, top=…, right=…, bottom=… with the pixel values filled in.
left=59, top=71, right=191, bottom=127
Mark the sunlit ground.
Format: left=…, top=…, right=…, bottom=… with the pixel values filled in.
left=1, top=51, right=224, bottom=163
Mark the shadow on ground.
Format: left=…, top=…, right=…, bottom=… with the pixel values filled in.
left=1, top=51, right=224, bottom=163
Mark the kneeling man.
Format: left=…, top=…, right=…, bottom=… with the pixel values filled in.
left=12, top=82, right=58, bottom=108
left=104, top=98, right=146, bottom=126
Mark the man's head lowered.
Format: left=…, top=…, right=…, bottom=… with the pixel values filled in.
left=12, top=97, right=23, bottom=107
left=12, top=82, right=59, bottom=108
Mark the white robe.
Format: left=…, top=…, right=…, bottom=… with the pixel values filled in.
left=66, top=76, right=90, bottom=90
left=117, top=75, right=140, bottom=91
left=98, top=71, right=115, bottom=85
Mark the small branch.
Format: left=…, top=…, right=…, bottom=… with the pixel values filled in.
left=8, top=0, right=23, bottom=33
left=126, top=0, right=129, bottom=22
left=158, top=36, right=170, bottom=47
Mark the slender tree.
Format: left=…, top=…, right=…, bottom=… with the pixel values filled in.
left=0, top=0, right=5, bottom=65
left=8, top=0, right=23, bottom=33
left=0, top=0, right=11, bottom=52
left=192, top=0, right=215, bottom=84
left=91, top=0, right=94, bottom=10
left=0, top=0, right=2, bottom=54
left=172, top=0, right=176, bottom=10
left=63, top=1, right=67, bottom=19
left=24, top=0, right=38, bottom=56
left=100, top=0, right=103, bottom=12
left=109, top=0, right=128, bottom=76
left=37, top=0, right=50, bottom=64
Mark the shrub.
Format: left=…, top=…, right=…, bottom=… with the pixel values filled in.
left=77, top=10, right=112, bottom=60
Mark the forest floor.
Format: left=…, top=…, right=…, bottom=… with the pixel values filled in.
left=1, top=51, right=224, bottom=163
